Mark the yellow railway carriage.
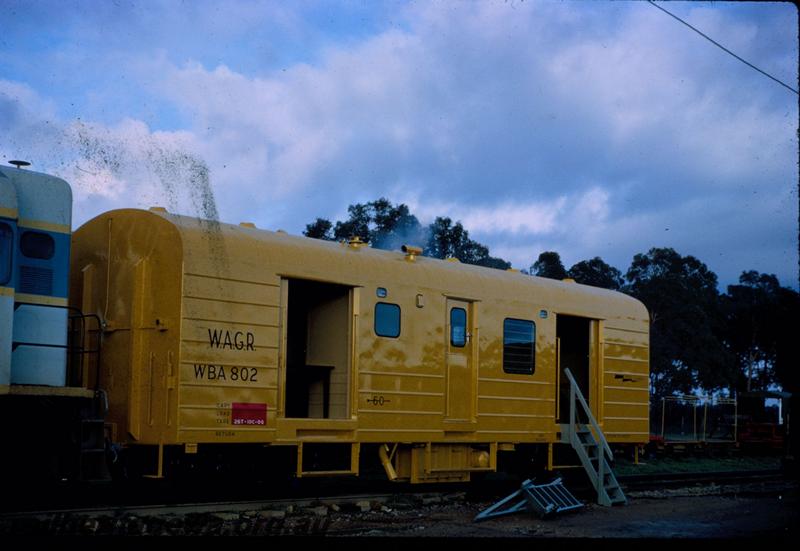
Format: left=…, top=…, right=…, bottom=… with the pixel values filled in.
left=70, top=208, right=650, bottom=484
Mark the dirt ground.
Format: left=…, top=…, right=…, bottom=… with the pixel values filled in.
left=360, top=490, right=797, bottom=538
left=2, top=479, right=797, bottom=538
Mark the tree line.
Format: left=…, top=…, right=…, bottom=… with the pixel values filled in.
left=304, top=198, right=799, bottom=400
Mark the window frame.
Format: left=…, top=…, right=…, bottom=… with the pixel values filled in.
left=374, top=302, right=401, bottom=338
left=450, top=307, right=467, bottom=347
left=20, top=230, right=55, bottom=260
left=502, top=317, right=536, bottom=375
left=0, top=222, right=12, bottom=285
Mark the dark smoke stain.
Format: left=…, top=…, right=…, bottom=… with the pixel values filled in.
left=144, top=143, right=230, bottom=278
left=6, top=118, right=232, bottom=277
left=67, top=121, right=231, bottom=277
left=73, top=121, right=124, bottom=176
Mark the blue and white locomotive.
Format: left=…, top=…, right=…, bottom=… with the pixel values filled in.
left=0, top=162, right=73, bottom=388
left=0, top=162, right=105, bottom=491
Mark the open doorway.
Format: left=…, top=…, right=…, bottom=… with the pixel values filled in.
left=284, top=279, right=352, bottom=419
left=557, top=315, right=591, bottom=422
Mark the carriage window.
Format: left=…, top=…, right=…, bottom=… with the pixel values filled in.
left=503, top=318, right=535, bottom=374
left=0, top=223, right=11, bottom=285
left=20, top=231, right=55, bottom=260
left=450, top=307, right=466, bottom=347
left=375, top=302, right=401, bottom=338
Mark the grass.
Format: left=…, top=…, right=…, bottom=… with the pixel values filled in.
left=614, top=453, right=781, bottom=476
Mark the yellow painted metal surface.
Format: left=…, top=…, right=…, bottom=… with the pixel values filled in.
left=392, top=443, right=493, bottom=483
left=69, top=208, right=650, bottom=453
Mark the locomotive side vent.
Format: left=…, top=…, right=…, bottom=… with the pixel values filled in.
left=19, top=265, right=53, bottom=295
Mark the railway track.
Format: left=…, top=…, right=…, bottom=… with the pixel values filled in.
left=1, top=469, right=794, bottom=536
left=1, top=468, right=790, bottom=518
left=0, top=489, right=467, bottom=536
left=0, top=492, right=402, bottom=521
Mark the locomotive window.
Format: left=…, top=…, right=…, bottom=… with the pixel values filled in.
left=20, top=231, right=55, bottom=260
left=0, top=223, right=11, bottom=285
left=375, top=302, right=401, bottom=338
left=503, top=318, right=535, bottom=374
left=450, top=307, right=466, bottom=347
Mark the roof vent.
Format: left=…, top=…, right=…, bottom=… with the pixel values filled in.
left=445, top=257, right=461, bottom=263
left=9, top=160, right=31, bottom=169
left=149, top=206, right=168, bottom=213
left=348, top=236, right=366, bottom=250
left=239, top=222, right=256, bottom=228
left=562, top=278, right=576, bottom=283
left=401, top=244, right=422, bottom=262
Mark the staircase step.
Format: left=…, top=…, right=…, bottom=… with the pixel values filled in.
left=474, top=478, right=584, bottom=521
left=562, top=368, right=627, bottom=507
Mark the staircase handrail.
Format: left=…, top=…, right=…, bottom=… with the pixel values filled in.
left=563, top=368, right=613, bottom=461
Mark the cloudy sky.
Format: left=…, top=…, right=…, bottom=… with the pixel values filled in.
left=1, top=0, right=797, bottom=289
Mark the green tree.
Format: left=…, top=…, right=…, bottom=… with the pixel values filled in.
left=304, top=202, right=511, bottom=270
left=773, top=286, right=800, bottom=394
left=426, top=217, right=469, bottom=259
left=724, top=271, right=800, bottom=393
left=625, top=247, right=735, bottom=399
left=333, top=203, right=372, bottom=243
left=531, top=251, right=568, bottom=280
left=367, top=198, right=424, bottom=250
left=331, top=198, right=425, bottom=250
left=303, top=218, right=334, bottom=240
left=425, top=217, right=510, bottom=269
left=567, top=257, right=624, bottom=290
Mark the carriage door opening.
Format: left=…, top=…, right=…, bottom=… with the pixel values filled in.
left=557, top=315, right=592, bottom=422
left=284, top=279, right=352, bottom=419
left=445, top=299, right=476, bottom=424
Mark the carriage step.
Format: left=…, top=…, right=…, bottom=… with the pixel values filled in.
left=474, top=478, right=584, bottom=522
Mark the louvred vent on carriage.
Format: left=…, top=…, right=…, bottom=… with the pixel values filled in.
left=19, top=265, right=53, bottom=295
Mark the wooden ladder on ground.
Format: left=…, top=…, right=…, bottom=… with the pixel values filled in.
left=561, top=368, right=626, bottom=506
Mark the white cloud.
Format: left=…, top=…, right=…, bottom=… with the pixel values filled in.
left=0, top=86, right=220, bottom=226
left=1, top=2, right=796, bottom=288
left=397, top=187, right=611, bottom=238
